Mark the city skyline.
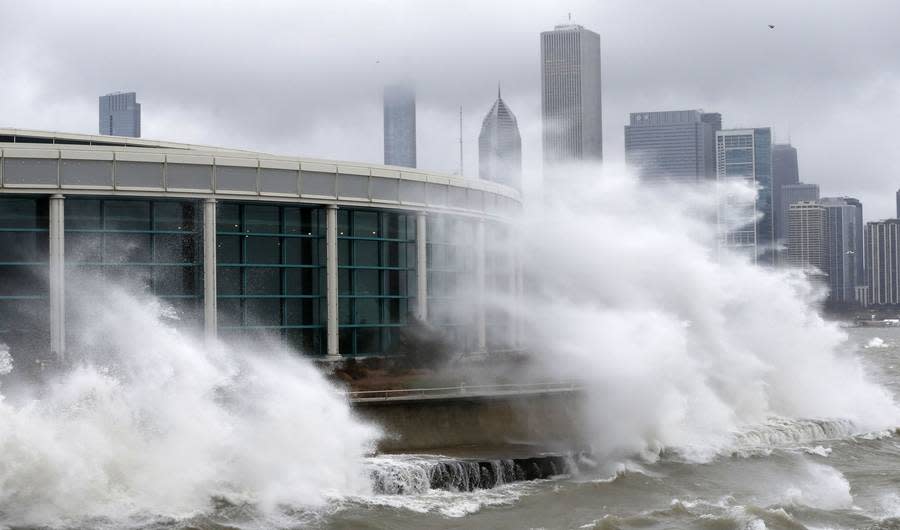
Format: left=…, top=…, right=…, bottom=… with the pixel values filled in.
left=0, top=1, right=898, bottom=218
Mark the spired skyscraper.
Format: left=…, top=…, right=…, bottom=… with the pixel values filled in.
left=540, top=24, right=603, bottom=173
left=98, top=92, right=141, bottom=137
left=715, top=128, right=774, bottom=263
left=383, top=83, right=416, bottom=168
left=478, top=87, right=522, bottom=190
left=624, top=110, right=721, bottom=182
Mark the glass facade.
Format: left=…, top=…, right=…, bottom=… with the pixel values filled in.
left=0, top=196, right=49, bottom=356
left=0, top=193, right=518, bottom=359
left=64, top=198, right=202, bottom=339
left=216, top=203, right=326, bottom=355
left=338, top=208, right=417, bottom=356
left=427, top=215, right=478, bottom=353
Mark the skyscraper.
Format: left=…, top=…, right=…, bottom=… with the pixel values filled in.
left=98, top=92, right=141, bottom=137
left=865, top=219, right=900, bottom=306
left=715, top=128, right=773, bottom=263
left=772, top=144, right=800, bottom=241
left=540, top=24, right=603, bottom=173
left=778, top=183, right=820, bottom=264
left=478, top=87, right=522, bottom=190
left=819, top=197, right=864, bottom=304
left=624, top=110, right=720, bottom=182
left=786, top=201, right=826, bottom=272
left=383, top=84, right=416, bottom=168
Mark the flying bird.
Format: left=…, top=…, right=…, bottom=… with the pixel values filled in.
left=768, top=24, right=775, bottom=29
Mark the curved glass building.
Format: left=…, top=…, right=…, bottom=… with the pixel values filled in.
left=0, top=129, right=521, bottom=361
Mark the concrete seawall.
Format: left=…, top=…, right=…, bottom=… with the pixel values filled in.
left=352, top=388, right=588, bottom=453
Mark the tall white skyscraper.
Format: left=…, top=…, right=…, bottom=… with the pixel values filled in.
left=99, top=92, right=141, bottom=137
left=383, top=83, right=416, bottom=168
left=540, top=24, right=603, bottom=173
left=478, top=87, right=522, bottom=190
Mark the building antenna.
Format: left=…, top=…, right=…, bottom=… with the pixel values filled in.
left=568, top=12, right=572, bottom=22
left=459, top=105, right=464, bottom=176
left=787, top=121, right=792, bottom=145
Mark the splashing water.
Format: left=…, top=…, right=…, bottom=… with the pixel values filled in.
left=0, top=283, right=380, bottom=528
left=516, top=166, right=900, bottom=462
left=866, top=336, right=889, bottom=348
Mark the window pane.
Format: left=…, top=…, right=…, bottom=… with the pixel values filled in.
left=245, top=268, right=280, bottom=295
left=244, top=205, right=280, bottom=233
left=353, top=240, right=379, bottom=267
left=245, top=236, right=280, bottom=264
left=352, top=211, right=378, bottom=237
left=355, top=298, right=380, bottom=324
left=104, top=200, right=150, bottom=230
left=354, top=269, right=379, bottom=295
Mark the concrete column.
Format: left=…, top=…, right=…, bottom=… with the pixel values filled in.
left=415, top=212, right=428, bottom=322
left=203, top=198, right=217, bottom=343
left=325, top=204, right=340, bottom=359
left=49, top=194, right=65, bottom=358
left=475, top=218, right=487, bottom=353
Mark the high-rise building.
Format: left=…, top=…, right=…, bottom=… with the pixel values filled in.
left=624, top=110, right=721, bottom=182
left=540, top=24, right=603, bottom=173
left=715, top=128, right=773, bottom=263
left=383, top=84, right=416, bottom=168
left=786, top=201, right=826, bottom=272
left=778, top=183, right=819, bottom=264
left=772, top=144, right=799, bottom=241
left=865, top=219, right=900, bottom=306
left=98, top=92, right=141, bottom=137
left=478, top=87, right=522, bottom=190
left=819, top=197, right=864, bottom=304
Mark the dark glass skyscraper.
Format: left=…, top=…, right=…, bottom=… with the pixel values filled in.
left=478, top=88, right=522, bottom=190
left=383, top=84, right=416, bottom=168
left=772, top=144, right=800, bottom=241
left=540, top=24, right=603, bottom=173
left=98, top=92, right=141, bottom=138
left=624, top=110, right=720, bottom=182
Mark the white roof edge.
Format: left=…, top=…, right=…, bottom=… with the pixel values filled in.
left=0, top=128, right=521, bottom=201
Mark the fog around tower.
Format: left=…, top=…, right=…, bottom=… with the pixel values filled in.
left=0, top=0, right=898, bottom=216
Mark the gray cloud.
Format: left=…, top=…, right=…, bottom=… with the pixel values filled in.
left=1, top=0, right=898, bottom=217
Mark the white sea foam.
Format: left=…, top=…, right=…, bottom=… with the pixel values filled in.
left=866, top=337, right=889, bottom=348
left=0, top=283, right=380, bottom=528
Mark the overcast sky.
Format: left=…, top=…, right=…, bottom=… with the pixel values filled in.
left=1, top=0, right=898, bottom=218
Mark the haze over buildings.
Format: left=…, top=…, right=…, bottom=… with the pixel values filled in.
left=98, top=92, right=140, bottom=137
left=540, top=23, right=603, bottom=174
left=624, top=110, right=720, bottom=182
left=383, top=84, right=416, bottom=168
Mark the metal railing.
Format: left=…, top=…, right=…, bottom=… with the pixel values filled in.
left=347, top=381, right=581, bottom=402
